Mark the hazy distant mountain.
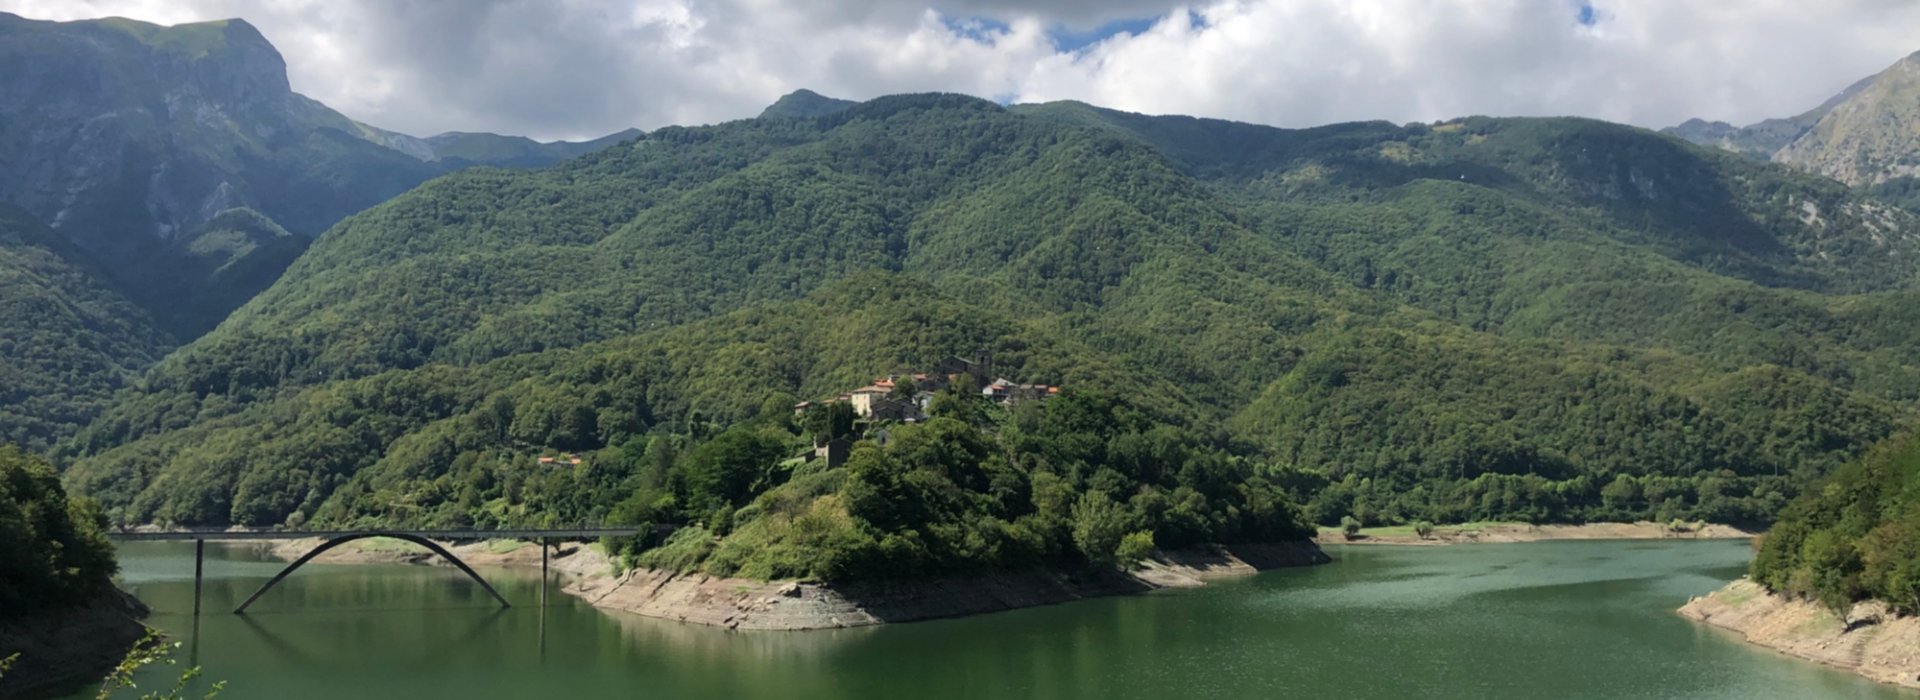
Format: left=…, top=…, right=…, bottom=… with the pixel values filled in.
left=1666, top=51, right=1920, bottom=197
left=1775, top=52, right=1920, bottom=187
left=0, top=12, right=637, bottom=338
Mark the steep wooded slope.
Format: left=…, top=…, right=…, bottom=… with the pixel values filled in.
left=63, top=93, right=1916, bottom=536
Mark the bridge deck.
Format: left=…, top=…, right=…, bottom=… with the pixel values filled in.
left=109, top=527, right=646, bottom=541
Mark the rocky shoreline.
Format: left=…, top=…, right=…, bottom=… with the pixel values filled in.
left=0, top=588, right=150, bottom=699
left=1317, top=520, right=1753, bottom=546
left=254, top=537, right=1328, bottom=631
left=1680, top=579, right=1920, bottom=691
left=565, top=542, right=1329, bottom=630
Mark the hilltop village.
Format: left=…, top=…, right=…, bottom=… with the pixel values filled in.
left=792, top=356, right=1058, bottom=466
left=793, top=355, right=1058, bottom=423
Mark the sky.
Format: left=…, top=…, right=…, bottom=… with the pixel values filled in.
left=6, top=0, right=1920, bottom=142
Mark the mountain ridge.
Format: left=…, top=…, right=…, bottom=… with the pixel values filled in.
left=0, top=11, right=639, bottom=338
left=58, top=91, right=1917, bottom=538
left=1666, top=49, right=1920, bottom=193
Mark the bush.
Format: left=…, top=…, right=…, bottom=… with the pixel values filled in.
left=1413, top=521, right=1435, bottom=539
left=1115, top=531, right=1155, bottom=570
left=1341, top=515, right=1363, bottom=540
left=634, top=526, right=715, bottom=572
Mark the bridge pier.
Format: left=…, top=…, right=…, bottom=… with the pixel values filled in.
left=193, top=538, right=205, bottom=616
left=233, top=532, right=510, bottom=614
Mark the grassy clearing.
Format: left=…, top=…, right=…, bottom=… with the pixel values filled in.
left=1720, top=582, right=1762, bottom=608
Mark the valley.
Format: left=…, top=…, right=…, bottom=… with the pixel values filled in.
left=5, top=7, right=1920, bottom=697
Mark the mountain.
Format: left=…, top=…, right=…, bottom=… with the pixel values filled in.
left=59, top=91, right=1920, bottom=548
left=759, top=89, right=856, bottom=119
left=0, top=12, right=637, bottom=338
left=0, top=204, right=168, bottom=451
left=1776, top=52, right=1920, bottom=187
left=1751, top=428, right=1920, bottom=614
left=1662, top=71, right=1875, bottom=161
left=1666, top=50, right=1920, bottom=196
left=423, top=129, right=645, bottom=167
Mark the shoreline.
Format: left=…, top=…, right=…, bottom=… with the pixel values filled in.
left=0, top=588, right=150, bottom=700
left=229, top=520, right=1750, bottom=632
left=247, top=537, right=1328, bottom=631
left=1315, top=520, right=1753, bottom=546
left=564, top=542, right=1328, bottom=630
left=1680, top=579, right=1920, bottom=691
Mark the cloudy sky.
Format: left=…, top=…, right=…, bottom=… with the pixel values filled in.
left=6, top=0, right=1920, bottom=141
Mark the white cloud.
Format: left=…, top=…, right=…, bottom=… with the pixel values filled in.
left=5, top=0, right=1919, bottom=140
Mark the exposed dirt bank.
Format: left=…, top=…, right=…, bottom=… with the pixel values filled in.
left=1316, top=520, right=1753, bottom=546
left=563, top=542, right=1329, bottom=631
left=0, top=588, right=149, bottom=699
left=1680, top=579, right=1920, bottom=691
left=256, top=537, right=614, bottom=578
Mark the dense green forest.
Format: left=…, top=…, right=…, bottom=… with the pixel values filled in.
left=1750, top=429, right=1920, bottom=615
left=0, top=446, right=117, bottom=617
left=41, top=91, right=1920, bottom=582
left=0, top=206, right=170, bottom=451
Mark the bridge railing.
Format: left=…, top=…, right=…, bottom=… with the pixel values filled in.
left=107, top=526, right=658, bottom=542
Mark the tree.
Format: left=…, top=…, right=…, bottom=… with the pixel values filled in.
left=890, top=377, right=918, bottom=402
left=0, top=445, right=117, bottom=616
left=802, top=402, right=856, bottom=444
left=1071, top=492, right=1134, bottom=567
left=1413, top=521, right=1435, bottom=539
left=1341, top=515, right=1363, bottom=540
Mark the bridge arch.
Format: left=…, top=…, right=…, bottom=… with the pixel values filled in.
left=233, top=532, right=511, bottom=614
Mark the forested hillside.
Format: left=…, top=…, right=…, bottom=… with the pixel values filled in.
left=56, top=92, right=1920, bottom=576
left=0, top=206, right=169, bottom=451
left=1750, top=430, right=1920, bottom=614
left=0, top=12, right=645, bottom=451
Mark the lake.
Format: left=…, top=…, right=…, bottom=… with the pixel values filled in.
left=67, top=539, right=1908, bottom=699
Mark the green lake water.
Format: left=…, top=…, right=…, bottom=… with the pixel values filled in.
left=64, top=539, right=1911, bottom=699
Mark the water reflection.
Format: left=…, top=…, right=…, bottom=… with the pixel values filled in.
left=78, top=540, right=1910, bottom=700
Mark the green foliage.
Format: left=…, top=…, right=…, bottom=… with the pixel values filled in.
left=48, top=91, right=1920, bottom=567
left=94, top=632, right=225, bottom=700
left=0, top=206, right=169, bottom=451
left=1413, top=521, right=1435, bottom=539
left=1751, top=431, right=1920, bottom=614
left=0, top=445, right=118, bottom=619
left=1071, top=492, right=1135, bottom=568
left=1341, top=516, right=1362, bottom=540
left=1115, top=530, right=1156, bottom=570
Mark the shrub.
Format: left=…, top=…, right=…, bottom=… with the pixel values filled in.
left=1115, top=531, right=1155, bottom=570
